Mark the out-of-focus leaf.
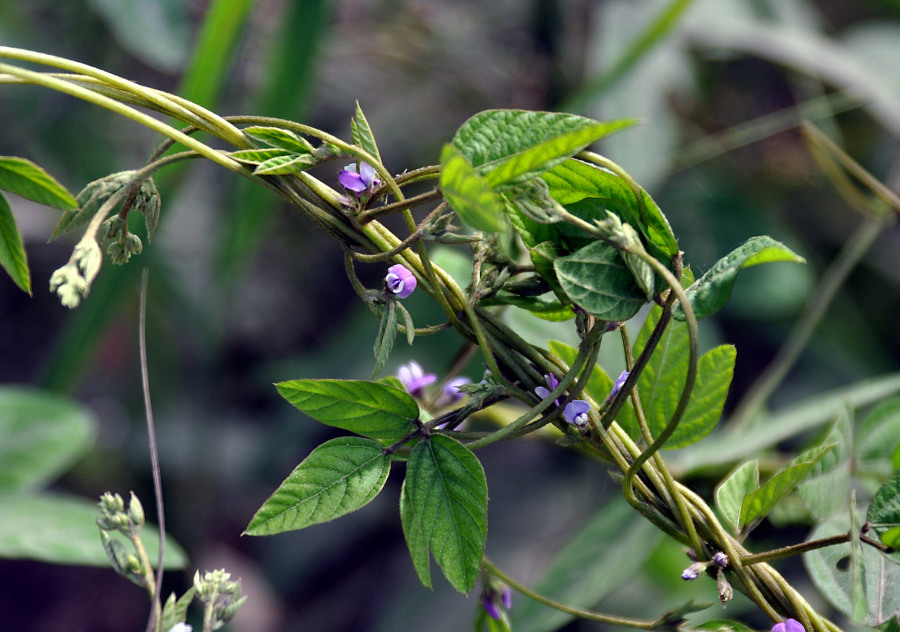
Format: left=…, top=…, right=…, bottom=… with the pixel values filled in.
left=674, top=236, right=806, bottom=321
left=244, top=437, right=390, bottom=535
left=399, top=478, right=431, bottom=589
left=715, top=460, right=759, bottom=532
left=857, top=397, right=900, bottom=474
left=672, top=372, right=900, bottom=474
left=275, top=379, right=418, bottom=443
left=0, top=493, right=185, bottom=567
left=0, top=156, right=77, bottom=210
left=0, top=387, right=97, bottom=493
left=406, top=435, right=487, bottom=593
left=740, top=444, right=835, bottom=530
left=87, top=0, right=190, bottom=71
left=159, top=587, right=195, bottom=632
left=805, top=511, right=900, bottom=625
left=509, top=496, right=661, bottom=632
left=800, top=406, right=853, bottom=521
left=689, top=620, right=757, bottom=632
left=0, top=192, right=30, bottom=294
left=849, top=493, right=868, bottom=623
left=440, top=144, right=503, bottom=232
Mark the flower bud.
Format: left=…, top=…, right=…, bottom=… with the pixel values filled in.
left=681, top=562, right=705, bottom=581
left=717, top=570, right=733, bottom=604
left=712, top=551, right=728, bottom=568
left=128, top=491, right=145, bottom=528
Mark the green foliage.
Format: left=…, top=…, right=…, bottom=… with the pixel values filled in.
left=799, top=407, right=853, bottom=521
left=715, top=460, right=759, bottom=533
left=245, top=436, right=391, bottom=535
left=0, top=193, right=30, bottom=294
left=439, top=144, right=504, bottom=232
left=868, top=469, right=900, bottom=551
left=351, top=101, right=381, bottom=164
left=399, top=477, right=431, bottom=589
left=405, top=435, right=487, bottom=593
left=0, top=156, right=78, bottom=210
left=275, top=379, right=419, bottom=443
left=675, top=236, right=806, bottom=321
left=373, top=299, right=399, bottom=377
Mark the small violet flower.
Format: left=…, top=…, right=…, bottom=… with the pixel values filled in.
left=397, top=361, right=437, bottom=398
left=606, top=370, right=630, bottom=403
left=339, top=161, right=380, bottom=194
left=481, top=584, right=512, bottom=621
left=385, top=264, right=417, bottom=299
left=534, top=374, right=560, bottom=405
left=681, top=561, right=705, bottom=581
left=435, top=376, right=472, bottom=408
left=563, top=400, right=592, bottom=426
left=772, top=620, right=804, bottom=632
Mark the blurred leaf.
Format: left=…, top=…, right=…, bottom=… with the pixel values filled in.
left=275, top=379, right=418, bottom=443
left=800, top=406, right=853, bottom=521
left=51, top=171, right=134, bottom=240
left=509, top=496, right=660, bottom=632
left=159, top=587, right=195, bottom=632
left=440, top=144, right=504, bottom=232
left=451, top=109, right=635, bottom=187
left=672, top=372, right=900, bottom=474
left=87, top=0, right=189, bottom=72
left=652, top=600, right=713, bottom=627
left=868, top=469, right=900, bottom=551
left=134, top=178, right=161, bottom=244
left=406, top=435, right=487, bottom=593
left=176, top=0, right=256, bottom=107
left=849, top=492, right=868, bottom=623
left=243, top=126, right=314, bottom=154
left=804, top=511, right=900, bottom=625
left=351, top=101, right=381, bottom=164
left=688, top=620, right=757, bottom=632
left=675, top=236, right=806, bottom=321
left=0, top=192, right=30, bottom=294
left=715, top=460, right=759, bottom=532
left=0, top=493, right=185, bottom=567
left=740, top=444, right=835, bottom=530
left=0, top=156, right=77, bottom=210
left=244, top=436, right=390, bottom=535
left=399, top=477, right=431, bottom=589
left=554, top=240, right=647, bottom=321
left=857, top=397, right=900, bottom=472
left=0, top=387, right=97, bottom=493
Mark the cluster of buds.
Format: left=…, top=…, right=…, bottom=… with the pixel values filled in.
left=479, top=576, right=512, bottom=624
left=681, top=550, right=732, bottom=605
left=96, top=492, right=149, bottom=588
left=194, top=569, right=246, bottom=630
left=101, top=215, right=143, bottom=265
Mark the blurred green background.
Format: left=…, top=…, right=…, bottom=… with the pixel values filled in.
left=1, top=0, right=899, bottom=630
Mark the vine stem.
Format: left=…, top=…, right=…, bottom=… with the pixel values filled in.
left=481, top=557, right=658, bottom=629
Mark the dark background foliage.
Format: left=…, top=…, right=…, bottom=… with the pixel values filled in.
left=1, top=0, right=898, bottom=630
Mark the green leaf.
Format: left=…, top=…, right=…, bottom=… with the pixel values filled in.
left=805, top=511, right=900, bottom=625
left=482, top=293, right=575, bottom=321
left=630, top=306, right=735, bottom=448
left=541, top=158, right=678, bottom=260
left=229, top=148, right=294, bottom=165
left=351, top=101, right=381, bottom=164
left=857, top=397, right=900, bottom=472
left=134, top=177, right=161, bottom=244
left=690, top=620, right=757, bottom=632
left=451, top=109, right=635, bottom=187
left=509, top=496, right=661, bottom=632
left=715, top=460, right=759, bottom=532
left=51, top=171, right=134, bottom=240
left=87, top=0, right=189, bottom=72
left=399, top=477, right=431, bottom=588
left=439, top=144, right=504, bottom=232
left=373, top=300, right=398, bottom=377
left=849, top=492, right=868, bottom=623
left=740, top=444, right=835, bottom=530
left=868, top=469, right=900, bottom=552
left=243, top=126, right=314, bottom=154
left=800, top=406, right=853, bottom=521
left=0, top=156, right=78, bottom=210
left=275, top=379, right=418, bottom=443
left=253, top=153, right=318, bottom=176
left=0, top=387, right=97, bottom=493
left=245, top=437, right=390, bottom=535
left=406, top=435, right=487, bottom=593
left=675, top=236, right=806, bottom=320
left=0, top=493, right=185, bottom=567
left=0, top=192, right=31, bottom=294
left=554, top=240, right=648, bottom=321
left=159, top=587, right=195, bottom=632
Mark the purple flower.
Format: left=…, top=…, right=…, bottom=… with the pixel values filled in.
left=385, top=264, right=417, bottom=299
left=607, top=370, right=630, bottom=402
left=397, top=361, right=436, bottom=398
left=681, top=562, right=705, bottom=581
left=563, top=400, right=591, bottom=426
left=435, top=376, right=472, bottom=408
left=535, top=374, right=560, bottom=405
left=481, top=584, right=512, bottom=621
left=712, top=551, right=728, bottom=568
left=772, top=620, right=804, bottom=632
left=482, top=592, right=501, bottom=621
left=339, top=161, right=380, bottom=194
